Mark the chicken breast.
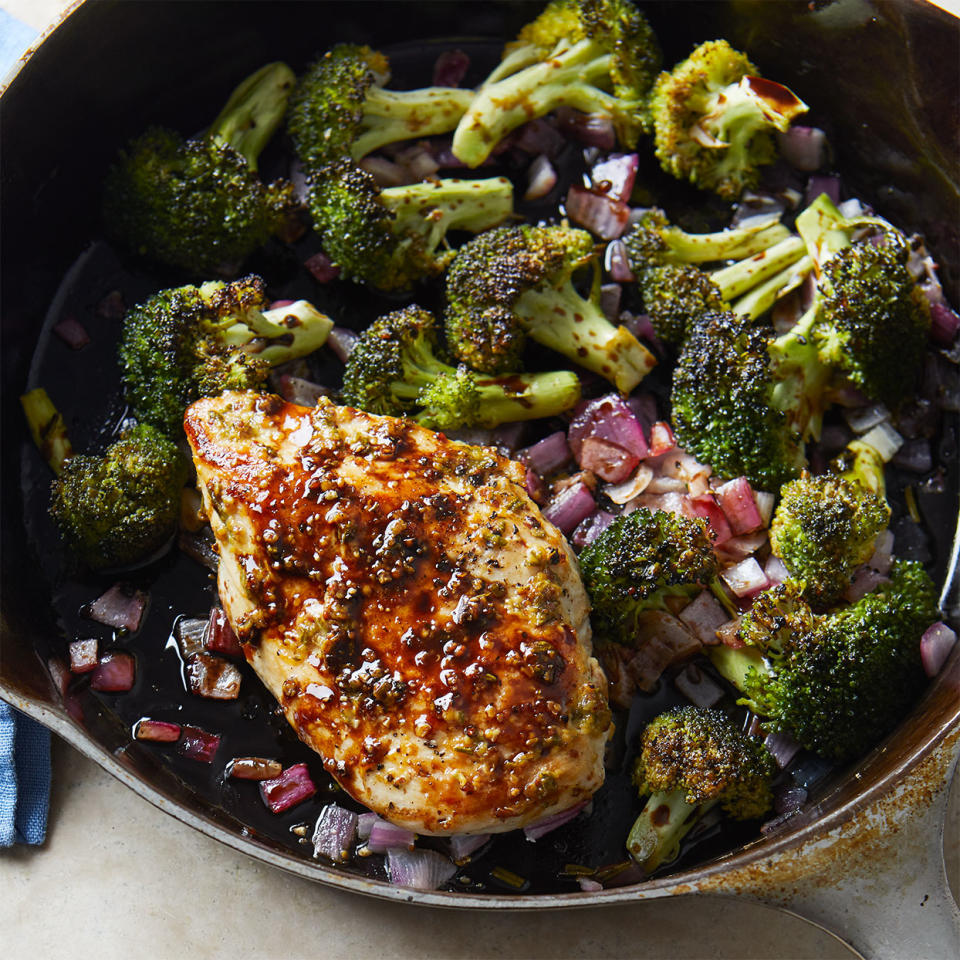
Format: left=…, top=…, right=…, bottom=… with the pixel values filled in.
left=184, top=391, right=610, bottom=835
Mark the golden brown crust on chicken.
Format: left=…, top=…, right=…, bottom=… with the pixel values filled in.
left=184, top=391, right=610, bottom=835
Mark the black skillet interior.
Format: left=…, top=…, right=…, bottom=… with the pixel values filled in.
left=2, top=0, right=959, bottom=897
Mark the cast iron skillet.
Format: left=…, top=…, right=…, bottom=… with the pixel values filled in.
left=2, top=2, right=959, bottom=957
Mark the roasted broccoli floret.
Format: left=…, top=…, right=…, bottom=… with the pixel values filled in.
left=579, top=508, right=718, bottom=647
left=340, top=305, right=581, bottom=430
left=104, top=62, right=299, bottom=276
left=648, top=39, right=808, bottom=199
left=119, top=275, right=332, bottom=436
left=710, top=560, right=939, bottom=763
left=451, top=0, right=661, bottom=167
left=307, top=158, right=513, bottom=292
left=627, top=706, right=776, bottom=873
left=288, top=43, right=474, bottom=167
left=21, top=387, right=74, bottom=475
left=444, top=223, right=655, bottom=392
left=769, top=439, right=890, bottom=606
left=49, top=423, right=187, bottom=571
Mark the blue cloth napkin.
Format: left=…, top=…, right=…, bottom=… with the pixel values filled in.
left=0, top=8, right=38, bottom=81
left=0, top=700, right=51, bottom=846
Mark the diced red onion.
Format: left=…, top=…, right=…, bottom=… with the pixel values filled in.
left=386, top=848, right=457, bottom=891
left=921, top=622, right=956, bottom=677
left=512, top=118, right=566, bottom=158
left=84, top=583, right=148, bottom=632
left=599, top=283, right=622, bottom=322
left=763, top=555, right=790, bottom=586
left=859, top=422, right=903, bottom=462
left=645, top=475, right=687, bottom=495
left=844, top=565, right=890, bottom=603
left=366, top=818, right=416, bottom=853
left=753, top=490, right=776, bottom=528
left=569, top=394, right=648, bottom=467
left=868, top=529, right=894, bottom=574
left=228, top=757, right=282, bottom=780
left=68, top=638, right=99, bottom=674
left=54, top=314, right=91, bottom=350
left=565, top=184, right=630, bottom=240
left=96, top=289, right=126, bottom=320
left=647, top=421, right=675, bottom=457
left=327, top=326, right=360, bottom=364
left=134, top=718, right=181, bottom=743
left=175, top=617, right=207, bottom=658
left=260, top=763, right=318, bottom=813
left=930, top=302, right=960, bottom=345
left=805, top=175, right=841, bottom=207
left=523, top=801, right=587, bottom=841
left=720, top=530, right=770, bottom=561
left=678, top=591, right=729, bottom=645
left=621, top=312, right=663, bottom=352
left=893, top=439, right=933, bottom=473
left=47, top=656, right=71, bottom=699
left=186, top=653, right=242, bottom=700
left=773, top=784, right=808, bottom=817
left=721, top=557, right=768, bottom=598
left=432, top=48, right=469, bottom=87
left=776, top=126, right=828, bottom=172
left=843, top=403, right=890, bottom=434
left=179, top=725, right=220, bottom=763
left=276, top=374, right=331, bottom=407
left=519, top=431, right=572, bottom=476
left=313, top=803, right=359, bottom=863
left=206, top=606, right=244, bottom=658
left=603, top=238, right=634, bottom=282
left=90, top=651, right=136, bottom=692
left=604, top=463, right=653, bottom=504
left=449, top=833, right=490, bottom=860
left=627, top=490, right=695, bottom=520
left=578, top=877, right=604, bottom=892
left=543, top=482, right=596, bottom=535
left=688, top=493, right=733, bottom=545
left=716, top=617, right=744, bottom=648
left=524, top=154, right=557, bottom=201
left=673, top=662, right=725, bottom=707
left=716, top=477, right=764, bottom=535
left=303, top=250, right=341, bottom=283
left=394, top=142, right=441, bottom=180
left=179, top=528, right=219, bottom=570
left=763, top=731, right=802, bottom=769
left=590, top=153, right=638, bottom=204
left=359, top=155, right=412, bottom=187
left=572, top=510, right=615, bottom=549
left=555, top=108, right=616, bottom=149
left=357, top=812, right=379, bottom=840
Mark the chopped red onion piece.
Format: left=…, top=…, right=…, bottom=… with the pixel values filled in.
left=604, top=239, right=634, bottom=282
left=357, top=812, right=379, bottom=840
left=359, top=155, right=411, bottom=187
left=805, top=175, right=840, bottom=207
left=859, top=422, right=903, bottom=462
left=449, top=833, right=490, bottom=860
left=773, top=784, right=808, bottom=817
left=518, top=431, right=572, bottom=476
left=260, top=763, right=318, bottom=813
left=179, top=725, right=220, bottom=763
left=599, top=282, right=622, bottom=321
left=179, top=528, right=219, bottom=570
left=491, top=421, right=526, bottom=454
left=674, top=662, right=725, bottom=707
left=512, top=118, right=566, bottom=157
left=524, top=154, right=557, bottom=201
left=366, top=818, right=416, bottom=853
left=688, top=493, right=732, bottom=545
left=604, top=463, right=653, bottom=504
left=763, top=555, right=790, bottom=586
left=327, top=326, right=360, bottom=364
left=578, top=877, right=604, bottom=892
left=186, top=653, right=242, bottom=700
left=96, top=289, right=126, bottom=320
left=268, top=299, right=295, bottom=310
left=543, top=481, right=596, bottom=535
left=844, top=564, right=891, bottom=603
left=721, top=557, right=768, bottom=598
left=893, top=439, right=933, bottom=474
left=176, top=616, right=208, bottom=658
left=716, top=477, right=764, bottom=535
left=678, top=591, right=728, bottom=646
left=277, top=374, right=331, bottom=407
left=590, top=153, right=638, bottom=204
left=68, top=638, right=99, bottom=674
left=555, top=108, right=615, bottom=149
left=90, top=651, right=136, bottom=692
left=84, top=583, right=148, bottom=632
left=753, top=490, right=776, bottom=528
left=622, top=312, right=663, bottom=352
left=394, top=142, right=441, bottom=180
left=134, top=718, right=181, bottom=743
left=843, top=402, right=890, bottom=433
left=717, top=617, right=744, bottom=648
left=565, top=184, right=630, bottom=240
left=719, top=530, right=769, bottom=561
left=578, top=437, right=638, bottom=484
left=776, top=126, right=828, bottom=172
left=921, top=622, right=956, bottom=677
left=304, top=250, right=341, bottom=283
left=569, top=395, right=648, bottom=464
left=228, top=757, right=283, bottom=780
left=386, top=848, right=457, bottom=891
left=47, top=656, right=71, bottom=699
left=647, top=421, right=675, bottom=457
left=571, top=510, right=615, bottom=549
left=54, top=314, right=91, bottom=350
left=206, top=606, right=244, bottom=658
left=525, top=467, right=546, bottom=502
left=432, top=48, right=469, bottom=87
left=523, top=801, right=587, bottom=841
left=930, top=302, right=960, bottom=345
left=313, top=803, right=359, bottom=863
left=763, top=731, right=802, bottom=769
left=868, top=529, right=894, bottom=574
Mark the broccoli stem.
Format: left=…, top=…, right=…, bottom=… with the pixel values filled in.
left=218, top=300, right=334, bottom=366
left=352, top=87, right=475, bottom=160
left=208, top=62, right=297, bottom=170
left=626, top=789, right=718, bottom=873
left=711, top=235, right=806, bottom=301
left=380, top=177, right=515, bottom=250
left=471, top=370, right=582, bottom=426
left=658, top=219, right=790, bottom=265
left=730, top=254, right=813, bottom=319
left=21, top=387, right=74, bottom=475
left=698, top=76, right=807, bottom=147
left=482, top=43, right=547, bottom=87
left=514, top=281, right=656, bottom=393
left=834, top=438, right=887, bottom=497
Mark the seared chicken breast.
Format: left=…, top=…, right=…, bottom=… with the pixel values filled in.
left=184, top=391, right=610, bottom=835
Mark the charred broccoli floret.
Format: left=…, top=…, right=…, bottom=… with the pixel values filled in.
left=451, top=0, right=661, bottom=167
left=769, top=439, right=890, bottom=606
left=627, top=706, right=776, bottom=873
left=340, top=305, right=581, bottom=430
left=104, top=62, right=299, bottom=276
left=710, top=560, right=939, bottom=763
left=648, top=39, right=808, bottom=199
left=288, top=43, right=473, bottom=167
left=307, top=158, right=513, bottom=292
left=119, top=275, right=332, bottom=436
left=49, top=423, right=187, bottom=571
left=579, top=508, right=718, bottom=647
left=444, top=224, right=655, bottom=392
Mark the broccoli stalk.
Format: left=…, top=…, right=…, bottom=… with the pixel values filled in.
left=451, top=0, right=661, bottom=167
left=119, top=274, right=333, bottom=436
left=21, top=387, right=74, bottom=475
left=104, top=62, right=298, bottom=276
left=627, top=706, right=776, bottom=873
left=341, top=305, right=581, bottom=430
left=307, top=158, right=514, bottom=292
left=709, top=560, right=939, bottom=763
left=288, top=44, right=474, bottom=166
left=445, top=224, right=656, bottom=393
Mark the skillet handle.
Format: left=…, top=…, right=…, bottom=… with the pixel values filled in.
left=711, top=724, right=960, bottom=960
